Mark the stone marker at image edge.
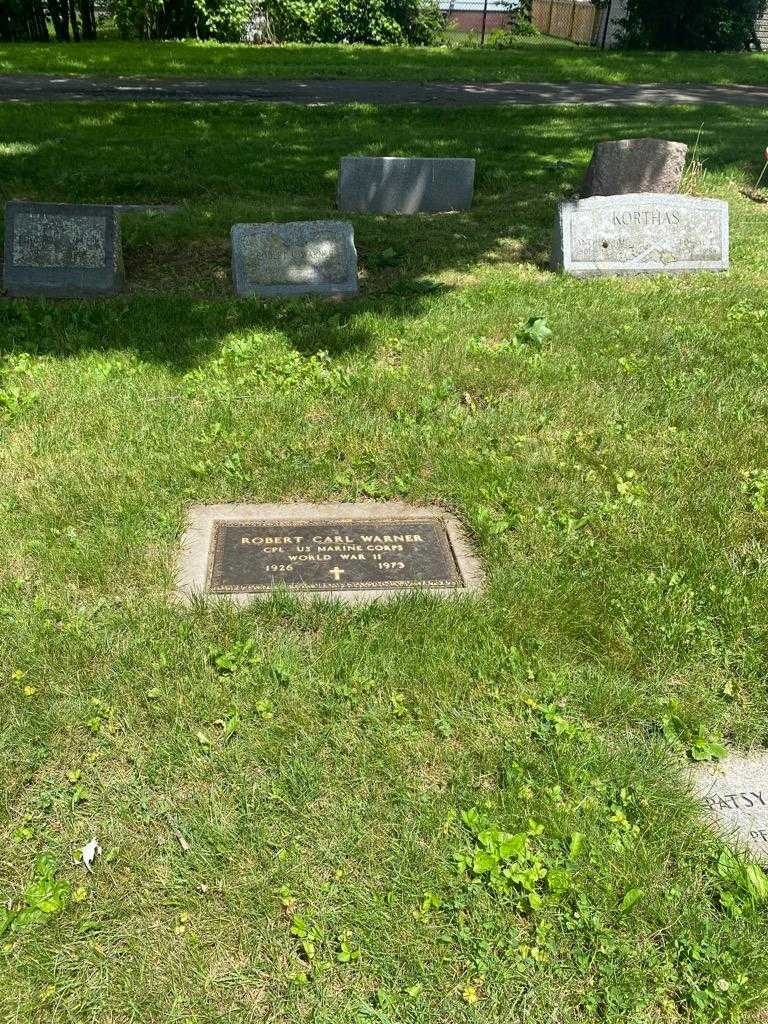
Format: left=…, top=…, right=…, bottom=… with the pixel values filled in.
left=337, top=157, right=475, bottom=214
left=231, top=220, right=358, bottom=298
left=552, top=193, right=729, bottom=277
left=693, top=752, right=768, bottom=864
left=3, top=201, right=123, bottom=298
left=174, top=502, right=484, bottom=606
left=582, top=138, right=688, bottom=197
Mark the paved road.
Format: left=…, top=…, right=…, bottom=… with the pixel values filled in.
left=2, top=74, right=768, bottom=106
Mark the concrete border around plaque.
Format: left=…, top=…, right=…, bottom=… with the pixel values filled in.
left=231, top=220, right=358, bottom=298
left=174, top=502, right=484, bottom=606
left=552, top=193, right=729, bottom=277
left=3, top=200, right=124, bottom=298
left=692, top=751, right=768, bottom=864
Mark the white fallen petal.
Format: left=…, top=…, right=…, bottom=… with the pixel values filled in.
left=81, top=837, right=102, bottom=872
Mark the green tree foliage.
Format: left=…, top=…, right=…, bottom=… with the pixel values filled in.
left=109, top=0, right=443, bottom=42
left=260, top=0, right=444, bottom=44
left=501, top=0, right=534, bottom=25
left=620, top=0, right=762, bottom=51
left=111, top=0, right=256, bottom=40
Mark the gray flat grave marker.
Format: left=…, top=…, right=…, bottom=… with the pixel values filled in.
left=231, top=220, right=357, bottom=298
left=552, top=193, right=729, bottom=277
left=175, top=503, right=484, bottom=605
left=3, top=201, right=123, bottom=297
left=692, top=752, right=768, bottom=863
left=337, top=157, right=475, bottom=214
left=113, top=203, right=181, bottom=216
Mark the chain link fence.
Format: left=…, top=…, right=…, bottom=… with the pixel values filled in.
left=440, top=0, right=606, bottom=47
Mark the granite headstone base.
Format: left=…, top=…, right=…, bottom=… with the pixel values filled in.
left=582, top=138, right=688, bottom=197
left=4, top=201, right=123, bottom=298
left=337, top=157, right=475, bottom=214
left=552, top=193, right=729, bottom=277
left=231, top=220, right=358, bottom=298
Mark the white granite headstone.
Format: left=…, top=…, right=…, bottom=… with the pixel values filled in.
left=552, top=193, right=729, bottom=276
left=693, top=752, right=768, bottom=863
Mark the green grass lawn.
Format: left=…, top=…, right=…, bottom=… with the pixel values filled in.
left=2, top=100, right=768, bottom=1023
left=2, top=38, right=768, bottom=85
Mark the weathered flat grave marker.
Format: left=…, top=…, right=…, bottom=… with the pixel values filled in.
left=175, top=503, right=483, bottom=605
left=3, top=201, right=123, bottom=297
left=337, top=157, right=475, bottom=214
left=231, top=220, right=358, bottom=298
left=692, top=752, right=768, bottom=863
left=552, top=193, right=729, bottom=277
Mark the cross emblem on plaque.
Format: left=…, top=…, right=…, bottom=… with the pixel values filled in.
left=328, top=566, right=346, bottom=582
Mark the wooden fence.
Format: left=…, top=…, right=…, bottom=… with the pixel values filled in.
left=531, top=0, right=600, bottom=44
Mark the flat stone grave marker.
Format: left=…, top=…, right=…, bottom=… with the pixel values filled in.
left=175, top=503, right=484, bottom=605
left=337, top=157, right=475, bottom=214
left=3, top=201, right=123, bottom=297
left=231, top=220, right=358, bottom=298
left=692, top=752, right=768, bottom=863
left=113, top=204, right=181, bottom=216
left=552, top=193, right=729, bottom=277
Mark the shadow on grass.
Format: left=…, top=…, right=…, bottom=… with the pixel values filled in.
left=0, top=99, right=762, bottom=368
left=0, top=39, right=766, bottom=85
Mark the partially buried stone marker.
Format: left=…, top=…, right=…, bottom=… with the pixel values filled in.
left=175, top=503, right=484, bottom=605
left=693, top=752, right=768, bottom=864
left=4, top=201, right=123, bottom=298
left=582, top=138, right=688, bottom=197
left=231, top=220, right=358, bottom=298
left=552, top=193, right=728, bottom=277
left=337, top=157, right=475, bottom=214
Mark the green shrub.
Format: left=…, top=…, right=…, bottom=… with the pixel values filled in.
left=110, top=0, right=256, bottom=41
left=110, top=0, right=442, bottom=43
left=487, top=22, right=540, bottom=47
left=619, top=0, right=762, bottom=51
left=262, top=0, right=444, bottom=45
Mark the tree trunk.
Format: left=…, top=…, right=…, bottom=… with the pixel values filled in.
left=80, top=0, right=97, bottom=40
left=36, top=0, right=50, bottom=39
left=68, top=0, right=82, bottom=41
left=48, top=0, right=71, bottom=41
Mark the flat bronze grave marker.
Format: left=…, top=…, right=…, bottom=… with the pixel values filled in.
left=175, top=503, right=483, bottom=605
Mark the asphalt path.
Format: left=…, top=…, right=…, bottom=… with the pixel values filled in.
left=1, top=74, right=768, bottom=106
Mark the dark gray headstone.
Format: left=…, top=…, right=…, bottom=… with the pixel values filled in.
left=582, top=138, right=688, bottom=197
left=552, top=193, right=729, bottom=276
left=337, top=157, right=475, bottom=214
left=3, top=201, right=123, bottom=298
left=693, top=753, right=768, bottom=863
left=231, top=220, right=358, bottom=298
